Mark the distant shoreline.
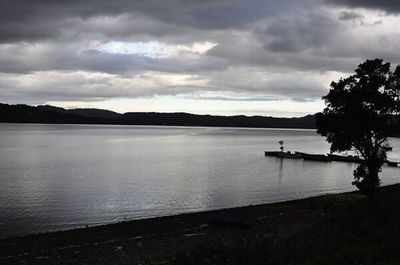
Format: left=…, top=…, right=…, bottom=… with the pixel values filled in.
left=0, top=103, right=317, bottom=129
left=2, top=184, right=400, bottom=264
left=2, top=103, right=400, bottom=137
left=0, top=121, right=319, bottom=131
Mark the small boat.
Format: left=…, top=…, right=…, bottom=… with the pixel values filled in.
left=327, top=154, right=364, bottom=163
left=295, top=151, right=330, bottom=162
left=264, top=151, right=281, bottom=157
left=276, top=151, right=301, bottom=159
left=386, top=161, right=398, bottom=167
left=264, top=151, right=301, bottom=159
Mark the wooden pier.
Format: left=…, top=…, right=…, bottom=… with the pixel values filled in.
left=264, top=151, right=398, bottom=167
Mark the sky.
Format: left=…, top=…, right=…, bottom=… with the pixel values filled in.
left=1, top=0, right=400, bottom=117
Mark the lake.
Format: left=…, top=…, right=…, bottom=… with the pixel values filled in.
left=0, top=123, right=399, bottom=238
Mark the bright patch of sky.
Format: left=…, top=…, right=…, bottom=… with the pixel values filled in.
left=98, top=41, right=217, bottom=58
left=46, top=97, right=324, bottom=117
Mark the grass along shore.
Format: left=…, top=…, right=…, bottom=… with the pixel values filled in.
left=1, top=184, right=400, bottom=265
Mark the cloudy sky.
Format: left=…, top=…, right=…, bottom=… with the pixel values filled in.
left=1, top=0, right=400, bottom=116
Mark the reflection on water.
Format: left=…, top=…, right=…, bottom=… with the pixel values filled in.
left=278, top=158, right=283, bottom=185
left=0, top=123, right=399, bottom=238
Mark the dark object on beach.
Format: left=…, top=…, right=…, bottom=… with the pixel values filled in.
left=316, top=58, right=400, bottom=199
left=208, top=214, right=256, bottom=228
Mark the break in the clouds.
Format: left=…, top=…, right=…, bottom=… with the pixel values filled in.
left=1, top=0, right=400, bottom=116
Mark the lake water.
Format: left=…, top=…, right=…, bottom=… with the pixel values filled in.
left=0, top=123, right=399, bottom=238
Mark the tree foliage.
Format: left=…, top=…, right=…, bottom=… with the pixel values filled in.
left=316, top=59, right=400, bottom=197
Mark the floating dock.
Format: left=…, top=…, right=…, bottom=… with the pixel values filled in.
left=294, top=151, right=330, bottom=162
left=327, top=153, right=364, bottom=163
left=387, top=161, right=399, bottom=167
left=264, top=151, right=398, bottom=167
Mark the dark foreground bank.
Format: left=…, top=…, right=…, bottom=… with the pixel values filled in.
left=1, top=184, right=400, bottom=265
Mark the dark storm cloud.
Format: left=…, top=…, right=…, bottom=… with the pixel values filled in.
left=0, top=0, right=209, bottom=42
left=0, top=0, right=303, bottom=42
left=264, top=12, right=341, bottom=52
left=326, top=0, right=400, bottom=13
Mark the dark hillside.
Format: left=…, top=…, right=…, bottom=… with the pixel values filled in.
left=0, top=103, right=317, bottom=129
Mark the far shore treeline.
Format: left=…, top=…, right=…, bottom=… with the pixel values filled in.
left=0, top=103, right=316, bottom=129
left=0, top=103, right=399, bottom=135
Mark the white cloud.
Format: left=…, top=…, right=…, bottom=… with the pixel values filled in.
left=0, top=70, right=209, bottom=100
left=97, top=40, right=217, bottom=58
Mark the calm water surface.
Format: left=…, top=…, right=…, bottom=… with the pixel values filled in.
left=1, top=123, right=399, bottom=238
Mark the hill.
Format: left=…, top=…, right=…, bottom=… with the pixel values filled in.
left=0, top=103, right=317, bottom=129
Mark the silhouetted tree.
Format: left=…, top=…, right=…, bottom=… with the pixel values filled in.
left=316, top=59, right=400, bottom=199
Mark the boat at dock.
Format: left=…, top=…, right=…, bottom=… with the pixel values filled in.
left=277, top=151, right=301, bottom=159
left=327, top=154, right=364, bottom=163
left=264, top=151, right=281, bottom=157
left=264, top=150, right=399, bottom=168
left=264, top=151, right=301, bottom=159
left=295, top=151, right=330, bottom=162
left=264, top=150, right=330, bottom=162
left=386, top=161, right=398, bottom=167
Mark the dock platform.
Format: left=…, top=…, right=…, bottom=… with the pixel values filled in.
left=264, top=151, right=398, bottom=167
